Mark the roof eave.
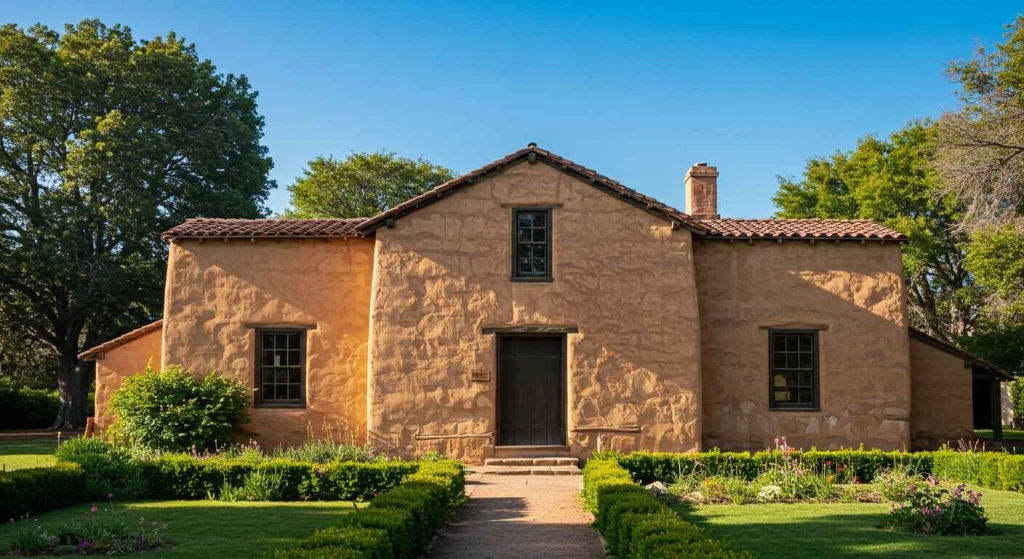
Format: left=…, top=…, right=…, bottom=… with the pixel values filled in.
left=702, top=235, right=908, bottom=243
left=79, top=320, right=163, bottom=361
left=909, top=328, right=1013, bottom=380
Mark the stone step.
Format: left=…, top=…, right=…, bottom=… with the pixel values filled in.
left=471, top=465, right=582, bottom=476
left=493, top=445, right=573, bottom=458
left=484, top=457, right=579, bottom=467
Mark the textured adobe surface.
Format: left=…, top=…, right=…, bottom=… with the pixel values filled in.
left=93, top=326, right=163, bottom=433
left=695, top=240, right=912, bottom=451
left=910, top=337, right=974, bottom=449
left=161, top=237, right=374, bottom=447
left=367, top=161, right=702, bottom=463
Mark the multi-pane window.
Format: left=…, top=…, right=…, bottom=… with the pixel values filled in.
left=769, top=330, right=819, bottom=410
left=513, top=209, right=551, bottom=279
left=256, top=330, right=305, bottom=407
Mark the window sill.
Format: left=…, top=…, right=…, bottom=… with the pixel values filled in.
left=511, top=276, right=553, bottom=282
left=254, top=403, right=306, bottom=410
left=768, top=407, right=821, bottom=413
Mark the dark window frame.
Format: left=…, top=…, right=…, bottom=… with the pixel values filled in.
left=255, top=328, right=307, bottom=408
left=511, top=207, right=553, bottom=281
left=767, top=329, right=820, bottom=411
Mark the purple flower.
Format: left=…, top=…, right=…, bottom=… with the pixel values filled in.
left=90, top=505, right=98, bottom=513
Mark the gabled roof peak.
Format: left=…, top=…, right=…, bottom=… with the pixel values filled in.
left=354, top=144, right=711, bottom=234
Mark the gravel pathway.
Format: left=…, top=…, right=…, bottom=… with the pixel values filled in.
left=427, top=472, right=606, bottom=558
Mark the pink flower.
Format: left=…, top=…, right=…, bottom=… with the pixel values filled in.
left=90, top=505, right=98, bottom=513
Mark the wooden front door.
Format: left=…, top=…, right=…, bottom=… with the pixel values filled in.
left=497, top=335, right=565, bottom=446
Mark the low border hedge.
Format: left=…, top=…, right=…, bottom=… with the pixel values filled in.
left=583, top=457, right=751, bottom=558
left=0, top=463, right=87, bottom=522
left=267, top=459, right=465, bottom=559
left=619, top=449, right=935, bottom=485
left=137, top=455, right=417, bottom=501
left=617, top=449, right=1024, bottom=493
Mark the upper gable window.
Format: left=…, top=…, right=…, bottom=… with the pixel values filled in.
left=513, top=208, right=552, bottom=281
left=769, top=330, right=819, bottom=411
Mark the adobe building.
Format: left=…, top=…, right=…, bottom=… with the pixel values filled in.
left=81, top=145, right=1011, bottom=463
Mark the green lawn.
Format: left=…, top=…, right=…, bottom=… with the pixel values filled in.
left=0, top=437, right=57, bottom=471
left=975, top=428, right=1024, bottom=441
left=676, top=487, right=1024, bottom=558
left=0, top=500, right=360, bottom=558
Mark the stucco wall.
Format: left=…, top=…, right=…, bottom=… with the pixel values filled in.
left=909, top=338, right=974, bottom=449
left=695, top=241, right=911, bottom=451
left=94, top=328, right=163, bottom=434
left=162, top=237, right=374, bottom=448
left=367, top=160, right=703, bottom=463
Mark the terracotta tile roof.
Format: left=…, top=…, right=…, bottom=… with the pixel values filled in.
left=79, top=320, right=163, bottom=361
left=159, top=146, right=905, bottom=243
left=909, top=328, right=1013, bottom=380
left=700, top=218, right=907, bottom=242
left=161, top=218, right=367, bottom=241
left=355, top=144, right=712, bottom=234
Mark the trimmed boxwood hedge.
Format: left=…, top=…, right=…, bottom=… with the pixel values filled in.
left=136, top=455, right=417, bottom=501
left=583, top=457, right=751, bottom=558
left=267, top=459, right=465, bottom=559
left=618, top=449, right=935, bottom=485
left=0, top=463, right=87, bottom=522
left=617, top=449, right=1024, bottom=493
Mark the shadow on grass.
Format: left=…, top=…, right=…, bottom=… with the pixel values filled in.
left=673, top=501, right=1024, bottom=559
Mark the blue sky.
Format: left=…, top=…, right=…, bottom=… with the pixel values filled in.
left=5, top=2, right=1021, bottom=217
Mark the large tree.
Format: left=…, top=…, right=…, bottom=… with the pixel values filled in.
left=938, top=16, right=1024, bottom=322
left=287, top=151, right=455, bottom=218
left=0, top=20, right=273, bottom=428
left=773, top=121, right=979, bottom=341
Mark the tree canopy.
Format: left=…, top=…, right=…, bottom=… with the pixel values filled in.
left=773, top=121, right=978, bottom=340
left=287, top=151, right=456, bottom=218
left=0, top=20, right=274, bottom=427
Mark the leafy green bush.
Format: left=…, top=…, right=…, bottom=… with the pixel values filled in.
left=583, top=458, right=751, bottom=558
left=0, top=463, right=87, bottom=522
left=1011, top=380, right=1024, bottom=425
left=109, top=365, right=249, bottom=452
left=0, top=380, right=59, bottom=429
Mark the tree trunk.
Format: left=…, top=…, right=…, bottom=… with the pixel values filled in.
left=52, top=354, right=92, bottom=429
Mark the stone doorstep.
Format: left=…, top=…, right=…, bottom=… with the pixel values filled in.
left=483, top=457, right=579, bottom=467
left=470, top=465, right=581, bottom=476
left=492, top=445, right=573, bottom=458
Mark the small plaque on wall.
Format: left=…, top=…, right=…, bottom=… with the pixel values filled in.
left=471, top=371, right=490, bottom=382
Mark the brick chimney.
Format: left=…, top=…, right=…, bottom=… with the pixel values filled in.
left=685, top=162, right=720, bottom=219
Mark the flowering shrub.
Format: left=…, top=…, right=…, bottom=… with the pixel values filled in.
left=883, top=475, right=989, bottom=536
left=878, top=467, right=922, bottom=502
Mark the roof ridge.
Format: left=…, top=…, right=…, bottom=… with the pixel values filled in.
left=354, top=144, right=710, bottom=234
